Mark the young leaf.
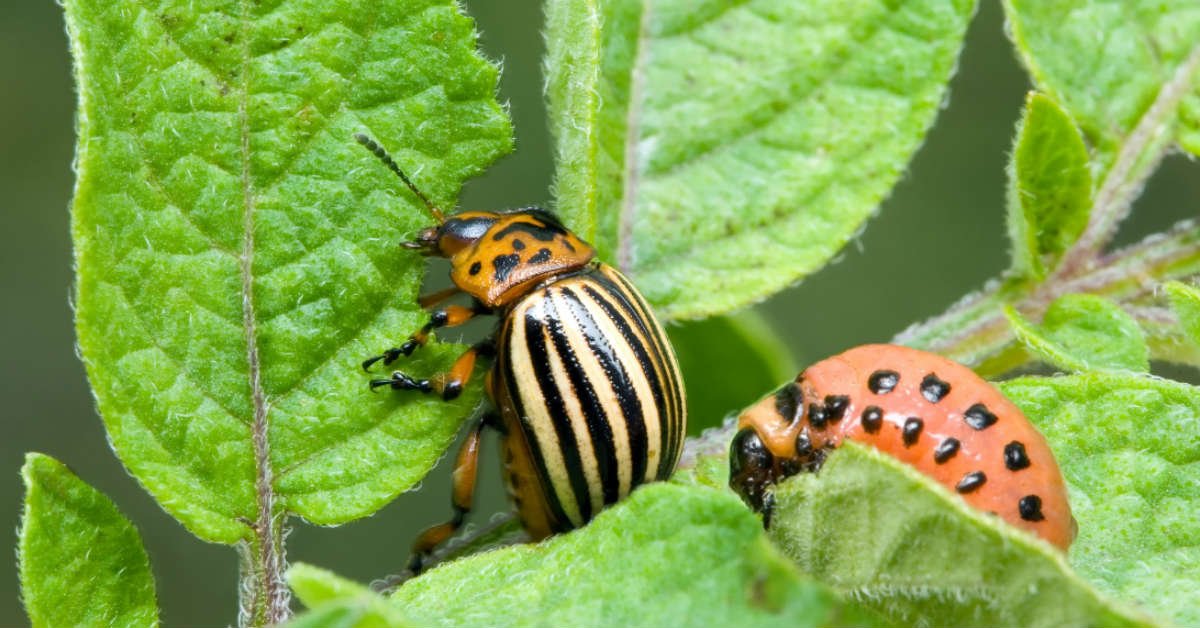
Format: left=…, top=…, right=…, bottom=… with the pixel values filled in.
left=546, top=0, right=977, bottom=319
left=668, top=312, right=796, bottom=435
left=1006, top=295, right=1149, bottom=372
left=1006, top=92, right=1092, bottom=278
left=66, top=0, right=509, bottom=548
left=19, top=453, right=159, bottom=627
left=1164, top=281, right=1200, bottom=347
left=288, top=564, right=415, bottom=628
left=767, top=443, right=1150, bottom=627
left=1004, top=1, right=1200, bottom=167
left=1002, top=374, right=1200, bottom=626
left=391, top=483, right=884, bottom=627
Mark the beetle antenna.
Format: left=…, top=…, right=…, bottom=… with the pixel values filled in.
left=354, top=133, right=446, bottom=223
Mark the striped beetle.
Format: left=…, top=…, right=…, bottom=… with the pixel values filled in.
left=356, top=135, right=687, bottom=573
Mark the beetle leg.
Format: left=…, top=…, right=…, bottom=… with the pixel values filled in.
left=369, top=339, right=495, bottom=401
left=406, top=414, right=494, bottom=575
left=362, top=301, right=491, bottom=371
left=416, top=286, right=463, bottom=310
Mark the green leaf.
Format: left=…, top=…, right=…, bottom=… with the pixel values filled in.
left=287, top=564, right=415, bottom=628
left=542, top=0, right=602, bottom=242
left=1003, top=0, right=1200, bottom=167
left=1165, top=281, right=1200, bottom=347
left=66, top=0, right=510, bottom=543
left=19, top=453, right=159, bottom=627
left=1006, top=92, right=1093, bottom=278
left=1007, top=295, right=1149, bottom=372
left=391, top=483, right=883, bottom=627
left=546, top=0, right=977, bottom=319
left=1002, top=374, right=1200, bottom=626
left=767, top=443, right=1149, bottom=627
left=668, top=311, right=796, bottom=435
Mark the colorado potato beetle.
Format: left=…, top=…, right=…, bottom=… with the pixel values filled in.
left=730, top=344, right=1074, bottom=550
left=356, top=135, right=687, bottom=572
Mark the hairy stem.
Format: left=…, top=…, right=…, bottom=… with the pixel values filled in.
left=896, top=220, right=1200, bottom=368
left=237, top=0, right=287, bottom=623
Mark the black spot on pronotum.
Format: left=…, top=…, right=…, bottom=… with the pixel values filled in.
left=861, top=406, right=883, bottom=433
left=964, top=403, right=998, bottom=430
left=774, top=384, right=803, bottom=422
left=528, top=247, right=553, bottom=264
left=933, top=438, right=960, bottom=464
left=902, top=417, right=923, bottom=447
left=511, top=238, right=526, bottom=250
left=492, top=253, right=520, bottom=282
left=808, top=403, right=828, bottom=429
left=468, top=261, right=482, bottom=276
left=1004, top=441, right=1031, bottom=471
left=868, top=370, right=900, bottom=394
left=920, top=373, right=951, bottom=403
left=823, top=395, right=850, bottom=421
left=956, top=471, right=987, bottom=494
left=1019, top=495, right=1045, bottom=521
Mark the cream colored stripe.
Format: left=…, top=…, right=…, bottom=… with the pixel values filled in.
left=510, top=298, right=582, bottom=526
left=575, top=281, right=659, bottom=489
left=543, top=288, right=605, bottom=518
left=603, top=265, right=684, bottom=472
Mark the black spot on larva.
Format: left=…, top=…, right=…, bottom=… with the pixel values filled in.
left=795, top=431, right=812, bottom=456
left=933, top=438, right=960, bottom=464
left=1004, top=441, right=1031, bottom=471
left=774, top=384, right=803, bottom=422
left=468, top=261, right=482, bottom=276
left=528, top=247, right=553, bottom=264
left=920, top=373, right=951, bottom=403
left=824, top=395, right=850, bottom=421
left=492, top=253, right=520, bottom=282
left=861, top=406, right=883, bottom=433
left=964, top=403, right=998, bottom=430
left=902, top=417, right=923, bottom=447
left=1019, top=495, right=1045, bottom=521
left=868, top=370, right=900, bottom=394
left=808, top=403, right=828, bottom=429
left=956, top=471, right=987, bottom=494
left=511, top=238, right=526, bottom=250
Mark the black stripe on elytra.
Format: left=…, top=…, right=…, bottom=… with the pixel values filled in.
left=545, top=291, right=621, bottom=507
left=522, top=311, right=594, bottom=523
left=580, top=283, right=658, bottom=486
left=600, top=268, right=682, bottom=479
left=499, top=316, right=572, bottom=529
left=561, top=285, right=647, bottom=499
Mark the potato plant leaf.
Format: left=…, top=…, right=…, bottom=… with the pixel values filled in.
left=668, top=312, right=796, bottom=435
left=545, top=0, right=977, bottom=319
left=1003, top=0, right=1200, bottom=170
left=1002, top=374, right=1200, bottom=626
left=767, top=443, right=1150, bottom=627
left=1006, top=295, right=1149, bottom=373
left=66, top=0, right=510, bottom=545
left=287, top=564, right=415, bottom=628
left=389, top=483, right=884, bottom=627
left=1006, top=92, right=1092, bottom=278
left=1165, top=281, right=1200, bottom=347
left=19, top=453, right=159, bottom=627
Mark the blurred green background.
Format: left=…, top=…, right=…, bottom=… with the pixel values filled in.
left=3, top=1, right=1196, bottom=624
